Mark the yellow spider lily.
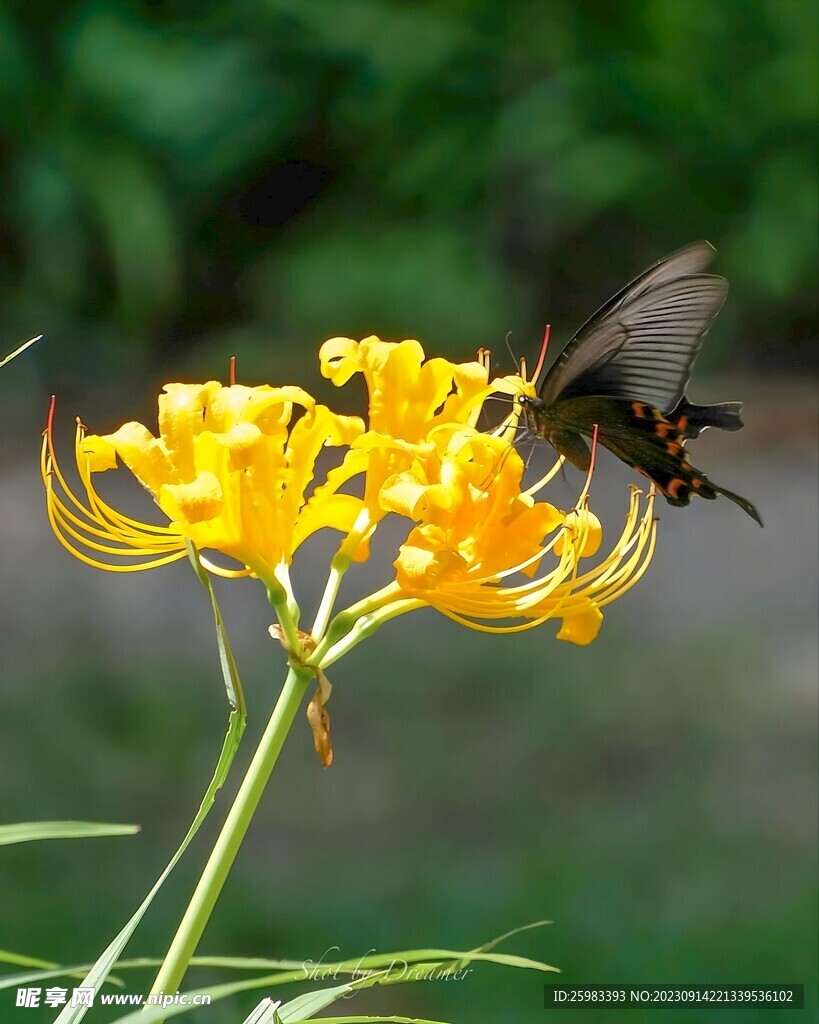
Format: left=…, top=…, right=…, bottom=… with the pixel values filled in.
left=310, top=336, right=656, bottom=653
left=43, top=338, right=656, bottom=659
left=43, top=383, right=364, bottom=593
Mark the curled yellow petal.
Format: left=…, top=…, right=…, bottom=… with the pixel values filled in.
left=160, top=472, right=223, bottom=525
left=556, top=604, right=604, bottom=646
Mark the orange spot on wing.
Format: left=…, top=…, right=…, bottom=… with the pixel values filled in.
left=666, top=478, right=687, bottom=499
left=631, top=402, right=648, bottom=419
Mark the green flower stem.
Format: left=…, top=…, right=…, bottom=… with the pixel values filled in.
left=308, top=582, right=404, bottom=665
left=267, top=589, right=302, bottom=654
left=311, top=559, right=347, bottom=641
left=315, top=598, right=424, bottom=669
left=149, top=663, right=312, bottom=1002
left=311, top=512, right=373, bottom=641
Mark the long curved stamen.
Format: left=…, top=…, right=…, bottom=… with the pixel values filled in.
left=524, top=455, right=565, bottom=497
left=478, top=433, right=597, bottom=582
left=199, top=555, right=251, bottom=579
left=578, top=424, right=599, bottom=503
left=410, top=484, right=656, bottom=630
left=44, top=403, right=175, bottom=543
left=74, top=426, right=179, bottom=543
left=43, top=398, right=188, bottom=571
left=433, top=543, right=583, bottom=633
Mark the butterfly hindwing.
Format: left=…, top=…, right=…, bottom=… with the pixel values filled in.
left=551, top=396, right=762, bottom=525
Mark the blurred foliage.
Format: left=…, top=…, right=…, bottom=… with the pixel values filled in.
left=0, top=0, right=816, bottom=385
left=0, top=6, right=817, bottom=1021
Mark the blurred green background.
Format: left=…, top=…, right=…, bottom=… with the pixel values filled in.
left=1, top=0, right=816, bottom=1021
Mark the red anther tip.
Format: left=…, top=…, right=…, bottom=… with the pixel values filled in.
left=533, top=324, right=551, bottom=384
left=228, top=355, right=237, bottom=386
left=46, top=394, right=56, bottom=434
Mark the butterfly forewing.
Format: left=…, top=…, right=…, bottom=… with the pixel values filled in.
left=554, top=275, right=728, bottom=412
left=520, top=240, right=761, bottom=523
left=561, top=240, right=717, bottom=341
left=540, top=241, right=724, bottom=412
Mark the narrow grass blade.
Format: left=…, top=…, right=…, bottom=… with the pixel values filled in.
left=468, top=919, right=552, bottom=956
left=0, top=821, right=139, bottom=846
left=52, top=543, right=246, bottom=1024
left=0, top=334, right=42, bottom=369
left=276, top=971, right=391, bottom=1020
left=105, top=928, right=555, bottom=1023
left=0, top=959, right=125, bottom=990
left=242, top=997, right=283, bottom=1024
left=307, top=1017, right=453, bottom=1023
left=184, top=541, right=246, bottom=717
left=0, top=951, right=60, bottom=971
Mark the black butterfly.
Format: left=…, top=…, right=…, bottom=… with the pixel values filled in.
left=518, top=241, right=762, bottom=525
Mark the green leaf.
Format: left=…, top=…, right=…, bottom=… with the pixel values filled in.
left=276, top=971, right=392, bottom=1020
left=242, top=997, right=283, bottom=1024
left=0, top=924, right=555, bottom=994
left=184, top=540, right=247, bottom=717
left=0, top=950, right=60, bottom=971
left=51, top=543, right=247, bottom=1024
left=303, top=1018, right=452, bottom=1023
left=0, top=334, right=41, bottom=369
left=104, top=928, right=555, bottom=1023
left=464, top=919, right=552, bottom=959
left=0, top=950, right=117, bottom=988
left=0, top=821, right=139, bottom=846
left=0, top=956, right=311, bottom=993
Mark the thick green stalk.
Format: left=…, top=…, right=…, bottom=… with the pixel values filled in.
left=149, top=664, right=312, bottom=1000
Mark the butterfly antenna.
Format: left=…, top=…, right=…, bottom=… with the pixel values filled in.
left=532, top=324, right=551, bottom=385
left=524, top=435, right=537, bottom=472
left=504, top=331, right=518, bottom=368
left=228, top=355, right=237, bottom=386
left=478, top=443, right=511, bottom=491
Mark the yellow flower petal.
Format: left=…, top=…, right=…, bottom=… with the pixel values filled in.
left=161, top=472, right=223, bottom=525
left=102, top=421, right=172, bottom=494
left=379, top=471, right=451, bottom=519
left=209, top=421, right=264, bottom=471
left=82, top=435, right=118, bottom=473
left=395, top=525, right=468, bottom=589
left=319, top=336, right=366, bottom=386
left=554, top=508, right=603, bottom=558
left=159, top=382, right=221, bottom=478
left=556, top=604, right=604, bottom=645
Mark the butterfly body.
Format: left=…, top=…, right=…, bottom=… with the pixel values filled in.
left=518, top=242, right=762, bottom=525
